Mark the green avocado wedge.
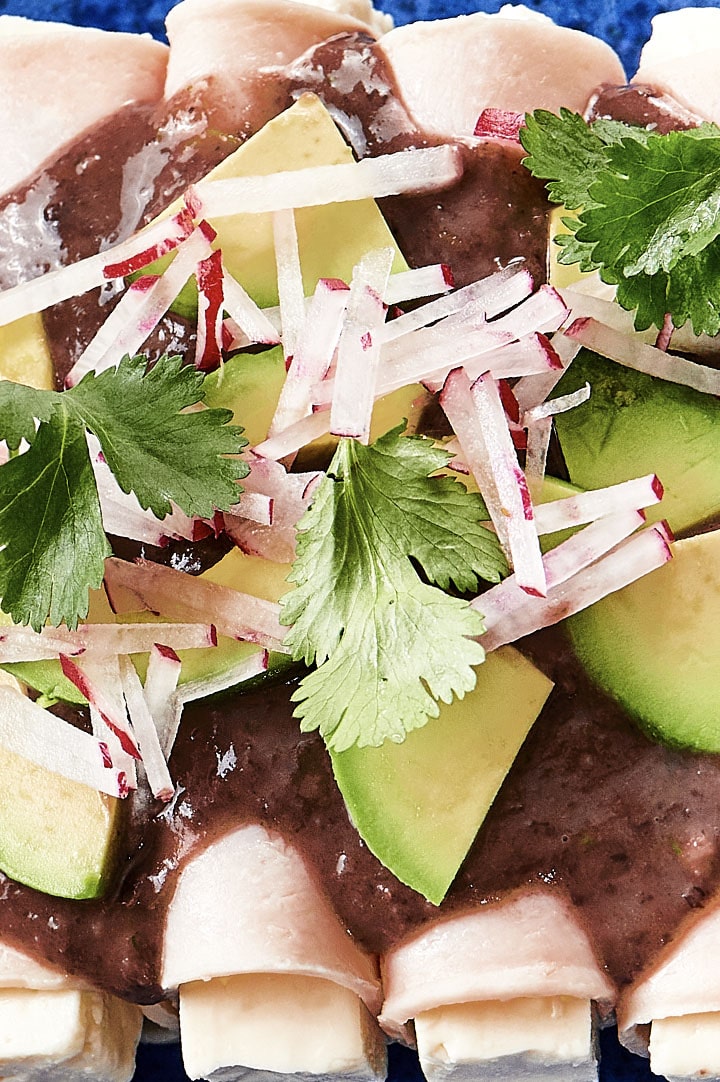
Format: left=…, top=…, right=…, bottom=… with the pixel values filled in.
left=330, top=647, right=553, bottom=904
left=566, top=527, right=720, bottom=752
left=0, top=739, right=121, bottom=899
left=554, top=349, right=720, bottom=535
left=160, top=91, right=408, bottom=316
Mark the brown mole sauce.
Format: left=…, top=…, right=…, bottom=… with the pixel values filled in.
left=1, top=631, right=720, bottom=1004
left=0, top=48, right=716, bottom=1004
left=285, top=33, right=550, bottom=287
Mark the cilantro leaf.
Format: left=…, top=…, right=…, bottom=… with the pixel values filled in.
left=281, top=428, right=507, bottom=751
left=520, top=108, right=611, bottom=210
left=521, top=109, right=720, bottom=335
left=0, top=412, right=108, bottom=631
left=0, top=382, right=56, bottom=450
left=68, top=355, right=244, bottom=519
left=0, top=355, right=247, bottom=630
left=290, top=575, right=485, bottom=750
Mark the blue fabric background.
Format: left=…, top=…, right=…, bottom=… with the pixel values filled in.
left=0, top=0, right=693, bottom=1078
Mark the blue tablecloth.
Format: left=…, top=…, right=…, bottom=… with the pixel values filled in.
left=0, top=0, right=701, bottom=1078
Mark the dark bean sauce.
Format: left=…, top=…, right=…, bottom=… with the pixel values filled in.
left=0, top=50, right=714, bottom=1009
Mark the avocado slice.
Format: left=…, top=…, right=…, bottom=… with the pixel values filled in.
left=566, top=528, right=720, bottom=752
left=554, top=349, right=720, bottom=535
left=0, top=312, right=54, bottom=389
left=330, top=647, right=553, bottom=904
left=0, top=738, right=120, bottom=899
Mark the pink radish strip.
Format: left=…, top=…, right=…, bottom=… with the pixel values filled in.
left=273, top=208, right=305, bottom=361
left=376, top=323, right=513, bottom=397
left=474, top=108, right=524, bottom=142
left=222, top=317, right=251, bottom=352
left=523, top=382, right=591, bottom=424
left=0, top=622, right=216, bottom=660
left=512, top=332, right=580, bottom=413
left=0, top=687, right=132, bottom=798
left=268, top=277, right=348, bottom=439
left=237, top=455, right=320, bottom=525
left=252, top=409, right=331, bottom=462
left=489, top=284, right=569, bottom=338
left=195, top=249, right=225, bottom=370
left=242, top=454, right=321, bottom=506
left=0, top=209, right=198, bottom=328
left=476, top=524, right=672, bottom=652
left=118, top=655, right=174, bottom=802
left=103, top=557, right=288, bottom=651
left=60, top=654, right=140, bottom=760
left=231, top=490, right=274, bottom=526
left=534, top=475, right=664, bottom=535
left=63, top=276, right=158, bottom=387
left=467, top=371, right=546, bottom=595
left=71, top=622, right=217, bottom=655
left=187, top=145, right=464, bottom=219
left=222, top=270, right=280, bottom=346
left=0, top=626, right=85, bottom=662
left=143, top=644, right=182, bottom=757
left=655, top=311, right=674, bottom=351
left=66, top=225, right=215, bottom=386
left=378, top=267, right=534, bottom=345
left=565, top=317, right=720, bottom=394
left=224, top=458, right=320, bottom=561
left=89, top=704, right=137, bottom=793
left=102, top=208, right=195, bottom=278
left=558, top=285, right=640, bottom=335
left=525, top=416, right=553, bottom=491
left=92, top=445, right=197, bottom=546
left=383, top=263, right=454, bottom=305
left=377, top=287, right=567, bottom=396
left=474, top=509, right=646, bottom=632
left=418, top=333, right=563, bottom=395
left=439, top=369, right=508, bottom=552
left=223, top=516, right=298, bottom=563
left=179, top=649, right=269, bottom=706
left=441, top=368, right=546, bottom=596
left=331, top=247, right=394, bottom=443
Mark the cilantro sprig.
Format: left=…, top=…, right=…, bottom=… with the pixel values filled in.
left=0, top=355, right=246, bottom=631
left=521, top=109, right=720, bottom=334
left=280, top=426, right=508, bottom=752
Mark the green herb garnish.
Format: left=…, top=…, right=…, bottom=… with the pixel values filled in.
left=280, top=425, right=508, bottom=752
left=521, top=109, right=720, bottom=334
left=0, top=355, right=246, bottom=631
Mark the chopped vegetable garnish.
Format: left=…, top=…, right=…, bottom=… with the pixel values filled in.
left=476, top=523, right=672, bottom=651
left=0, top=355, right=246, bottom=630
left=186, top=145, right=464, bottom=219
left=104, top=557, right=288, bottom=650
left=280, top=425, right=507, bottom=751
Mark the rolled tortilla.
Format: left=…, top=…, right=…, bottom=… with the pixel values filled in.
left=380, top=6, right=625, bottom=140
left=618, top=898, right=720, bottom=1078
left=380, top=891, right=614, bottom=1081
left=0, top=17, right=167, bottom=197
left=162, top=823, right=386, bottom=1081
left=0, top=941, right=142, bottom=1081
left=164, top=0, right=384, bottom=136
left=633, top=8, right=720, bottom=126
